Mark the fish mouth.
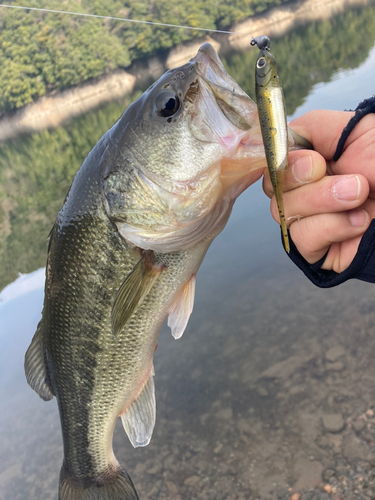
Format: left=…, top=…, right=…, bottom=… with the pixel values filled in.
left=188, top=44, right=258, bottom=159
left=192, top=43, right=257, bottom=135
left=190, top=44, right=263, bottom=194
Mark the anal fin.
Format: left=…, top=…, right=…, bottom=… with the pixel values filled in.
left=167, top=275, right=196, bottom=339
left=112, top=252, right=164, bottom=337
left=24, top=320, right=54, bottom=401
left=120, top=371, right=156, bottom=448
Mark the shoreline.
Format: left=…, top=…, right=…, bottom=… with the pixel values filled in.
left=0, top=0, right=372, bottom=142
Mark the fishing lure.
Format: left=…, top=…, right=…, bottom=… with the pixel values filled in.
left=251, top=35, right=290, bottom=252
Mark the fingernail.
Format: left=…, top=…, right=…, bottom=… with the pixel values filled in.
left=291, top=155, right=312, bottom=183
left=349, top=209, right=367, bottom=227
left=332, top=175, right=360, bottom=201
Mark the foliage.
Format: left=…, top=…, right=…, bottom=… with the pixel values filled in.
left=0, top=0, right=292, bottom=114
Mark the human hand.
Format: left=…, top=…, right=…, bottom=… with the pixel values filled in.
left=263, top=110, right=375, bottom=273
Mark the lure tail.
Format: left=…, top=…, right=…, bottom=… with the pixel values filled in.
left=274, top=169, right=290, bottom=253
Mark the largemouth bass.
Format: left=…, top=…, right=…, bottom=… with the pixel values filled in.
left=24, top=43, right=304, bottom=500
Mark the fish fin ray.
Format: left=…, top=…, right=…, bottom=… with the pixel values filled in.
left=59, top=463, right=139, bottom=500
left=120, top=371, right=156, bottom=448
left=111, top=253, right=162, bottom=337
left=24, top=320, right=54, bottom=401
left=167, top=275, right=196, bottom=339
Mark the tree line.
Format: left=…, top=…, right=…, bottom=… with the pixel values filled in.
left=0, top=0, right=289, bottom=115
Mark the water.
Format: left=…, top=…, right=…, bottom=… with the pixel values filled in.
left=2, top=3, right=375, bottom=499
left=288, top=43, right=375, bottom=119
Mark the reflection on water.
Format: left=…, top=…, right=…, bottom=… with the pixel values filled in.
left=289, top=43, right=375, bottom=119
left=222, top=3, right=375, bottom=115
left=2, top=3, right=375, bottom=500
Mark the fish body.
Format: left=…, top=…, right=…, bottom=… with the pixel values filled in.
left=24, top=43, right=270, bottom=500
left=253, top=39, right=290, bottom=252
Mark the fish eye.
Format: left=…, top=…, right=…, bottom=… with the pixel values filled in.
left=155, top=91, right=181, bottom=118
left=257, top=57, right=266, bottom=69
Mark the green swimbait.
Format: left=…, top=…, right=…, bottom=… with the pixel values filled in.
left=252, top=35, right=290, bottom=252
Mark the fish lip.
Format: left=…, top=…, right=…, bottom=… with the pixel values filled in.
left=192, top=43, right=256, bottom=134
left=194, top=43, right=226, bottom=76
left=193, top=43, right=249, bottom=100
left=197, top=42, right=222, bottom=62
left=193, top=43, right=234, bottom=91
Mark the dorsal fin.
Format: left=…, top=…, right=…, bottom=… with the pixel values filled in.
left=111, top=252, right=164, bottom=337
left=120, top=370, right=156, bottom=448
left=167, top=276, right=196, bottom=339
left=24, top=320, right=54, bottom=401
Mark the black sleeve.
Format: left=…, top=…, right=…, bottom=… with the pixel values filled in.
left=285, top=96, right=375, bottom=288
left=285, top=220, right=375, bottom=288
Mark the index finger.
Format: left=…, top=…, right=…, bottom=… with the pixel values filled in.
left=289, top=110, right=355, bottom=160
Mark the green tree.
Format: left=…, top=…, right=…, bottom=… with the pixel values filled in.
left=0, top=0, right=294, bottom=114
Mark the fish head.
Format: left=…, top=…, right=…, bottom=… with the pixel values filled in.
left=104, top=43, right=265, bottom=252
left=111, top=43, right=259, bottom=182
left=255, top=48, right=278, bottom=87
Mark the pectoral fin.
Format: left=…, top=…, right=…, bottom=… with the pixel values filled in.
left=167, top=276, right=196, bottom=339
left=111, top=252, right=163, bottom=337
left=24, top=320, right=54, bottom=401
left=120, top=370, right=156, bottom=448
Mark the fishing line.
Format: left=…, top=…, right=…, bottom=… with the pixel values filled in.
left=0, top=3, right=251, bottom=37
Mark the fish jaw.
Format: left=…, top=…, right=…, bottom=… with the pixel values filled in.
left=194, top=43, right=258, bottom=131
left=190, top=44, right=268, bottom=195
left=190, top=43, right=258, bottom=155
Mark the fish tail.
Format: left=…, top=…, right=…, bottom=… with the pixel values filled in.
left=275, top=169, right=290, bottom=253
left=59, top=462, right=139, bottom=500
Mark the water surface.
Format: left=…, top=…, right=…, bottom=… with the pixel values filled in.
left=2, top=4, right=375, bottom=499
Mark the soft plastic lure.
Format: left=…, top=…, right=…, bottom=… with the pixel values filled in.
left=251, top=35, right=290, bottom=252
